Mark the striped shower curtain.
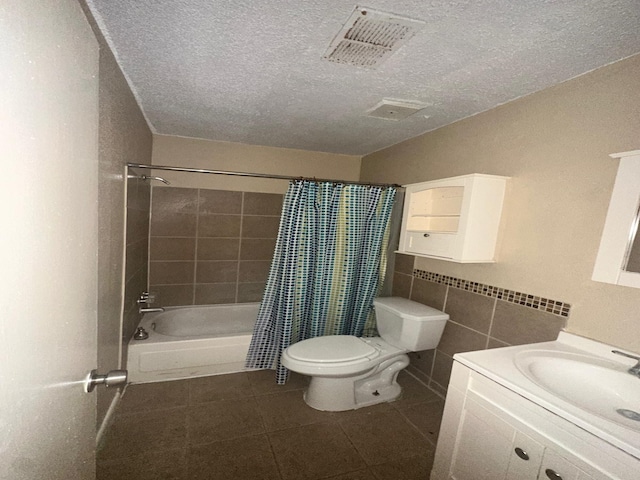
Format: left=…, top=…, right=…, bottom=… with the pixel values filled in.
left=245, top=180, right=397, bottom=383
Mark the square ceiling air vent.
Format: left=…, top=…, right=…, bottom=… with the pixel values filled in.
left=323, top=7, right=425, bottom=69
left=367, top=98, right=430, bottom=121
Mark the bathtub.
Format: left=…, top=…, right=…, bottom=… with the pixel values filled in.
left=126, top=303, right=260, bottom=383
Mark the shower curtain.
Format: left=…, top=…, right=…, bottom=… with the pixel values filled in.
left=245, top=180, right=397, bottom=383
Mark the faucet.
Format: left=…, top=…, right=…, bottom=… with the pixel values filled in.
left=137, top=291, right=164, bottom=314
left=612, top=350, right=640, bottom=377
left=139, top=306, right=165, bottom=314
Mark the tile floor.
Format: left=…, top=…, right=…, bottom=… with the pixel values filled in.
left=97, top=370, right=445, bottom=480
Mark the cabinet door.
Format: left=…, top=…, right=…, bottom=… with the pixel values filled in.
left=404, top=231, right=454, bottom=258
left=449, top=397, right=516, bottom=480
left=505, top=431, right=545, bottom=479
left=537, top=450, right=580, bottom=480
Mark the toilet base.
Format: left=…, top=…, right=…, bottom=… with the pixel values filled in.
left=302, top=353, right=410, bottom=411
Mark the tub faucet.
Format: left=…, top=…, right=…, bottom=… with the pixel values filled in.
left=612, top=350, right=640, bottom=378
left=137, top=291, right=156, bottom=304
left=139, top=306, right=165, bottom=314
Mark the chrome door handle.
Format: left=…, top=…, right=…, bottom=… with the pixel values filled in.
left=85, top=369, right=127, bottom=393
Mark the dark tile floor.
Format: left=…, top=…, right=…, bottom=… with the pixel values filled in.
left=97, top=370, right=445, bottom=480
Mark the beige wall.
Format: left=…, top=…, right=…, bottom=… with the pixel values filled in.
left=361, top=54, right=640, bottom=353
left=151, top=134, right=362, bottom=194
left=81, top=2, right=154, bottom=428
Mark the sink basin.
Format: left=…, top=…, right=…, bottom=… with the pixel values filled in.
left=515, top=350, right=640, bottom=431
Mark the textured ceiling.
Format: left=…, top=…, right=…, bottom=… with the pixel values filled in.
left=87, top=0, right=640, bottom=155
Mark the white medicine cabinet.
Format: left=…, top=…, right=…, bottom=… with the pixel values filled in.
left=398, top=174, right=509, bottom=263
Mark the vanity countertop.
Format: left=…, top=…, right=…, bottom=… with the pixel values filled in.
left=454, top=332, right=640, bottom=460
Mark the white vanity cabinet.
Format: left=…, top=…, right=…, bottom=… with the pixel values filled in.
left=398, top=174, right=508, bottom=262
left=432, top=361, right=637, bottom=480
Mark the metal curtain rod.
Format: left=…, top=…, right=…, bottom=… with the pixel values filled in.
left=127, top=163, right=400, bottom=188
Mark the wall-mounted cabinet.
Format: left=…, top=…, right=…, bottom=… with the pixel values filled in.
left=398, top=174, right=508, bottom=263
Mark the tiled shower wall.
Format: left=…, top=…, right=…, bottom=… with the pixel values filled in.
left=392, top=254, right=570, bottom=396
left=123, top=174, right=151, bottom=352
left=148, top=187, right=283, bottom=306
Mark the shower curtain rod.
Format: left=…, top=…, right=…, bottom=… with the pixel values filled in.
left=127, top=163, right=400, bottom=188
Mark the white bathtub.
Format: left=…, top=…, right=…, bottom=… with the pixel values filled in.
left=126, top=303, right=259, bottom=383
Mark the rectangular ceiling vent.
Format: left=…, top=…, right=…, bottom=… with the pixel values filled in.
left=323, top=7, right=425, bottom=69
left=367, top=98, right=430, bottom=121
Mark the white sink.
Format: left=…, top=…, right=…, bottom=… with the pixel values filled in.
left=515, top=350, right=640, bottom=432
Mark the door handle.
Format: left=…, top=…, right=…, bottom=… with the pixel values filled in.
left=85, top=369, right=127, bottom=393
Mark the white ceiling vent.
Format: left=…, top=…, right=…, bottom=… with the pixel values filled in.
left=323, top=7, right=425, bottom=68
left=366, top=98, right=430, bottom=121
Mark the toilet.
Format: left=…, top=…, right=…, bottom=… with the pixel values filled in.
left=280, top=297, right=449, bottom=411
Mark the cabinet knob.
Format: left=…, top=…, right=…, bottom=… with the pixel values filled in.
left=545, top=469, right=563, bottom=480
left=423, top=233, right=430, bottom=238
left=514, top=447, right=529, bottom=460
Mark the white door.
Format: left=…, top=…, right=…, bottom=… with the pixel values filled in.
left=0, top=2, right=99, bottom=479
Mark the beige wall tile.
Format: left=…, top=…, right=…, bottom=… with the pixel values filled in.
left=445, top=288, right=495, bottom=334
left=410, top=278, right=447, bottom=310
left=431, top=351, right=454, bottom=390
left=151, top=284, right=195, bottom=306
left=150, top=210, right=197, bottom=237
left=242, top=215, right=280, bottom=238
left=197, top=214, right=241, bottom=237
left=194, top=283, right=236, bottom=304
left=196, top=261, right=238, bottom=283
left=437, top=321, right=488, bottom=357
left=243, top=192, right=283, bottom=215
left=394, top=253, right=415, bottom=275
left=149, top=237, right=196, bottom=261
left=146, top=185, right=284, bottom=306
left=487, top=337, right=510, bottom=349
left=391, top=273, right=412, bottom=298
left=239, top=261, right=271, bottom=283
left=125, top=237, right=148, bottom=282
left=149, top=261, right=195, bottom=285
left=240, top=238, right=277, bottom=261
left=198, top=189, right=242, bottom=214
left=407, top=349, right=435, bottom=379
left=197, top=238, right=240, bottom=261
left=152, top=187, right=198, bottom=213
left=126, top=205, right=150, bottom=245
left=491, top=301, right=566, bottom=345
left=237, top=283, right=266, bottom=303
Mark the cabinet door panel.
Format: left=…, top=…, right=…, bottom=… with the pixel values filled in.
left=405, top=231, right=454, bottom=257
left=537, top=450, right=580, bottom=480
left=505, top=431, right=544, bottom=479
left=450, top=399, right=514, bottom=480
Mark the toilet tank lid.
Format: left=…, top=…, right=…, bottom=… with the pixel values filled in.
left=373, top=297, right=449, bottom=321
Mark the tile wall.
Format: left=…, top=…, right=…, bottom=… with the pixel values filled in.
left=392, top=254, right=570, bottom=396
left=122, top=174, right=151, bottom=362
left=148, top=187, right=283, bottom=306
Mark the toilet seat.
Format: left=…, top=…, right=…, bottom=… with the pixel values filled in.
left=281, top=335, right=405, bottom=377
left=286, top=335, right=377, bottom=363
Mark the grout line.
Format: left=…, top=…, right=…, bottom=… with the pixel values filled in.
left=444, top=318, right=491, bottom=337
left=485, top=297, right=498, bottom=349
left=408, top=273, right=414, bottom=299
left=192, top=189, right=201, bottom=305
left=442, top=284, right=450, bottom=311
left=235, top=193, right=245, bottom=303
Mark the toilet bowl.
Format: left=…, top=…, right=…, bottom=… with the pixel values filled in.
left=280, top=297, right=449, bottom=411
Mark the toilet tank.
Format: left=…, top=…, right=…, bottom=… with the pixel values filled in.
left=373, top=297, right=449, bottom=351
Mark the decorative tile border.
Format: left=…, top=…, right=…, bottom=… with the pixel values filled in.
left=413, top=269, right=571, bottom=317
